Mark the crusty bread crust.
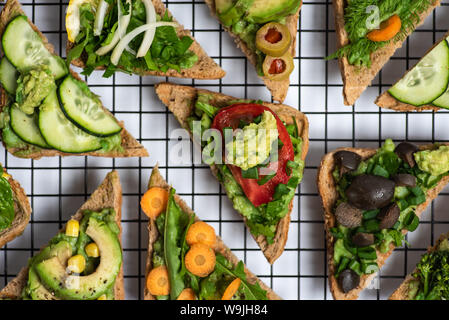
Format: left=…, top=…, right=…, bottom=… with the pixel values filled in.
left=375, top=30, right=449, bottom=112
left=204, top=0, right=301, bottom=103
left=143, top=165, right=281, bottom=300
left=0, top=0, right=148, bottom=159
left=333, top=0, right=441, bottom=106
left=389, top=231, right=449, bottom=300
left=67, top=0, right=225, bottom=80
left=155, top=82, right=309, bottom=264
left=0, top=170, right=124, bottom=300
left=317, top=144, right=449, bottom=300
left=0, top=170, right=31, bottom=249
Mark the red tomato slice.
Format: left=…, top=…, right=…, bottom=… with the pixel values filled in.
left=211, top=103, right=294, bottom=207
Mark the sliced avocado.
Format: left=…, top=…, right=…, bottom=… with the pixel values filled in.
left=246, top=0, right=301, bottom=24
left=218, top=0, right=254, bottom=26
left=25, top=240, right=72, bottom=300
left=28, top=268, right=59, bottom=300
left=215, top=0, right=234, bottom=14
left=35, top=217, right=122, bottom=300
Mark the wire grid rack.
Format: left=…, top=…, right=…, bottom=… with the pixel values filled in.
left=1, top=0, right=449, bottom=300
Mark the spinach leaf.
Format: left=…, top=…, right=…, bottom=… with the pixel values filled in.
left=214, top=254, right=268, bottom=300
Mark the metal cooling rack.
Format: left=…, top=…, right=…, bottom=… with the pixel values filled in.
left=0, top=0, right=449, bottom=300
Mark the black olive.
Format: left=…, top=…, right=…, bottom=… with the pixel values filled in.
left=338, top=269, right=360, bottom=293
left=346, top=174, right=395, bottom=210
left=335, top=202, right=363, bottom=228
left=377, top=202, right=400, bottom=230
left=334, top=151, right=362, bottom=176
left=352, top=232, right=375, bottom=247
left=395, top=142, right=419, bottom=168
left=392, top=173, right=416, bottom=187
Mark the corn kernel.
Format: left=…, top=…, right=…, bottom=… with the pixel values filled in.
left=97, top=294, right=107, bottom=300
left=67, top=254, right=86, bottom=274
left=85, top=242, right=100, bottom=258
left=2, top=172, right=10, bottom=179
left=65, top=220, right=79, bottom=237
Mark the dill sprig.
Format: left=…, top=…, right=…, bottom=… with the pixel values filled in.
left=328, top=0, right=435, bottom=67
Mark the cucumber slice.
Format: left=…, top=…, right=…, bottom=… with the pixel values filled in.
left=0, top=57, right=19, bottom=94
left=388, top=40, right=449, bottom=106
left=10, top=105, right=51, bottom=149
left=58, top=76, right=122, bottom=137
left=432, top=39, right=449, bottom=109
left=38, top=90, right=102, bottom=153
left=2, top=16, right=68, bottom=80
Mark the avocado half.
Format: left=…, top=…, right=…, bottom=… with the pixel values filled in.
left=246, top=0, right=302, bottom=24
left=34, top=217, right=122, bottom=300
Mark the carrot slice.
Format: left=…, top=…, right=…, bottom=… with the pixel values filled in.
left=222, top=278, right=242, bottom=300
left=140, top=187, right=169, bottom=219
left=367, top=15, right=401, bottom=42
left=185, top=243, right=216, bottom=277
left=177, top=288, right=196, bottom=300
left=186, top=221, right=216, bottom=248
left=146, top=265, right=170, bottom=296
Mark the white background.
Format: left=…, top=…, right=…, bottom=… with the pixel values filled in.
left=0, top=0, right=449, bottom=300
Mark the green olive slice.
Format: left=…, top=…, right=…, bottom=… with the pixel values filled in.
left=256, top=22, right=292, bottom=57
left=262, top=52, right=294, bottom=81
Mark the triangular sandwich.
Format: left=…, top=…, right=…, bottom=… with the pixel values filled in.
left=142, top=166, right=280, bottom=300
left=331, top=0, right=440, bottom=105
left=318, top=140, right=449, bottom=299
left=66, top=0, right=225, bottom=80
left=156, top=83, right=309, bottom=263
left=204, top=0, right=302, bottom=102
left=0, top=0, right=148, bottom=159
left=0, top=170, right=124, bottom=300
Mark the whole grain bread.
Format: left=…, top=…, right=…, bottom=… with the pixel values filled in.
left=143, top=165, right=281, bottom=300
left=0, top=169, right=32, bottom=249
left=333, top=0, right=441, bottom=106
left=67, top=0, right=225, bottom=80
left=389, top=231, right=449, bottom=300
left=155, top=82, right=309, bottom=264
left=375, top=30, right=449, bottom=112
left=0, top=0, right=148, bottom=160
left=0, top=170, right=124, bottom=300
left=317, top=143, right=449, bottom=300
left=204, top=0, right=301, bottom=103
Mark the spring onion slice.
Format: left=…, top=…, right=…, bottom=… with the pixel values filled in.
left=93, top=0, right=109, bottom=36
left=110, top=21, right=177, bottom=65
left=136, top=0, right=157, bottom=58
left=95, top=0, right=132, bottom=56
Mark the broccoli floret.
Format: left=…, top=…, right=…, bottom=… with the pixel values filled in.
left=412, top=250, right=449, bottom=300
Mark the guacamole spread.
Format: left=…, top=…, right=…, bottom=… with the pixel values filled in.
left=0, top=166, right=15, bottom=232
left=225, top=110, right=278, bottom=170
left=14, top=67, right=56, bottom=115
left=415, top=145, right=449, bottom=176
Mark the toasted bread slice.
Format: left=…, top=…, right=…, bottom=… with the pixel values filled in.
left=389, top=231, right=449, bottom=300
left=204, top=0, right=301, bottom=103
left=333, top=0, right=441, bottom=106
left=317, top=144, right=449, bottom=300
left=375, top=30, right=449, bottom=112
left=0, top=170, right=124, bottom=300
left=143, top=165, right=281, bottom=300
left=0, top=168, right=31, bottom=249
left=155, top=82, right=309, bottom=264
left=0, top=0, right=148, bottom=159
left=67, top=0, right=225, bottom=80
